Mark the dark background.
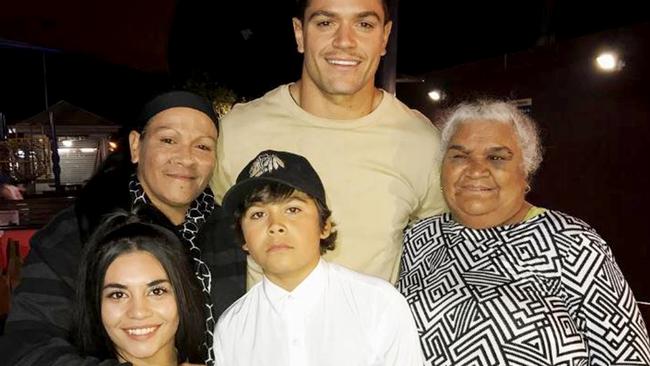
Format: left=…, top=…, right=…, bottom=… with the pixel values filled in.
left=2, top=1, right=648, bottom=121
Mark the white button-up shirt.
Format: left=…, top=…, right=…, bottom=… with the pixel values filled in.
left=214, top=259, right=423, bottom=366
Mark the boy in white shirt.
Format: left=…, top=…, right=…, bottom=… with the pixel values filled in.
left=214, top=150, right=423, bottom=366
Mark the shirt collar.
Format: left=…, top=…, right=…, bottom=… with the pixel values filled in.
left=262, top=259, right=328, bottom=314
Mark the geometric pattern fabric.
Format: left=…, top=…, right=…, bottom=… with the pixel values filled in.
left=398, top=211, right=650, bottom=366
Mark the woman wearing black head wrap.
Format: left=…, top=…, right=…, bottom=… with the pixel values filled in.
left=0, top=91, right=246, bottom=366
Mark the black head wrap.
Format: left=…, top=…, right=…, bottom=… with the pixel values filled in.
left=135, top=91, right=218, bottom=132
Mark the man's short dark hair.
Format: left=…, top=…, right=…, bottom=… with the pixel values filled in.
left=295, top=0, right=391, bottom=23
left=232, top=182, right=337, bottom=254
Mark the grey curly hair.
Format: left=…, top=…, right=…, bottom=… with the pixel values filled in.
left=440, top=100, right=543, bottom=178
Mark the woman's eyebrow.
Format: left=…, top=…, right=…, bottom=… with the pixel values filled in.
left=448, top=145, right=470, bottom=153
left=486, top=146, right=514, bottom=155
left=102, top=279, right=170, bottom=290
left=147, top=279, right=170, bottom=287
left=103, top=283, right=127, bottom=290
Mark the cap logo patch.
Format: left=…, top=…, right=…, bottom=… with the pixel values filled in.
left=249, top=153, right=285, bottom=177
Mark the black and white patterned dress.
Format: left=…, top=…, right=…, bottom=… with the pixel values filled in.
left=398, top=210, right=650, bottom=366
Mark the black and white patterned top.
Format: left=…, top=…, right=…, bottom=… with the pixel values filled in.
left=398, top=210, right=650, bottom=366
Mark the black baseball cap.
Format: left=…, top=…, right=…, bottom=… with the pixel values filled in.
left=222, top=150, right=327, bottom=216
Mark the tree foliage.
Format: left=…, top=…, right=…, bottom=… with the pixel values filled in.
left=182, top=72, right=238, bottom=118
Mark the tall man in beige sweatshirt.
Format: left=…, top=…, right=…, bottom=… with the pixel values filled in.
left=212, top=0, right=446, bottom=287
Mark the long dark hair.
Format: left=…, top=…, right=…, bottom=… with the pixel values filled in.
left=72, top=212, right=205, bottom=363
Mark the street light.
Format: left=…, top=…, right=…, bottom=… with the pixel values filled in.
left=595, top=51, right=623, bottom=72
left=428, top=89, right=444, bottom=102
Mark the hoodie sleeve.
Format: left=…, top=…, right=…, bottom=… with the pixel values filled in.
left=0, top=207, right=120, bottom=366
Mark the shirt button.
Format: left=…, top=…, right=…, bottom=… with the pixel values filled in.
left=292, top=339, right=299, bottom=346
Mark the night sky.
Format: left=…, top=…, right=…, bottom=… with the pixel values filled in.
left=1, top=0, right=647, bottom=125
